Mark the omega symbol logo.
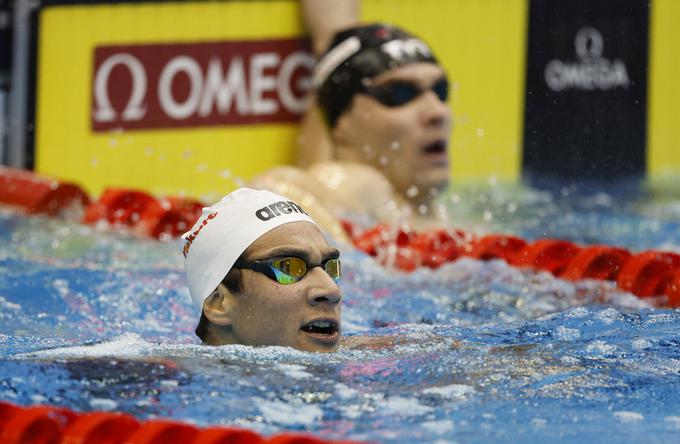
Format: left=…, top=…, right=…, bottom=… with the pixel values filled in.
left=575, top=27, right=604, bottom=60
left=93, top=53, right=147, bottom=123
left=544, top=26, right=630, bottom=92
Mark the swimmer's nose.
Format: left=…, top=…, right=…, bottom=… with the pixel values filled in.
left=308, top=290, right=342, bottom=306
left=420, top=90, right=451, bottom=128
left=306, top=268, right=342, bottom=306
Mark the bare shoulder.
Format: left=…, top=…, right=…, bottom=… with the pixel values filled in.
left=249, top=162, right=411, bottom=235
left=308, top=162, right=410, bottom=224
left=248, top=166, right=350, bottom=243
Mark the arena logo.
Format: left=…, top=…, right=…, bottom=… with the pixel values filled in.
left=381, top=38, right=431, bottom=61
left=91, top=39, right=314, bottom=131
left=255, top=200, right=307, bottom=221
left=544, top=27, right=630, bottom=92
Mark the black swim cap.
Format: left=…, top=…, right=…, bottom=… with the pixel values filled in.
left=314, top=23, right=439, bottom=127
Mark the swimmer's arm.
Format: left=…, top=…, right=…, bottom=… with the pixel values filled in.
left=296, top=100, right=334, bottom=168
left=297, top=0, right=360, bottom=168
left=341, top=335, right=396, bottom=350
left=341, top=334, right=463, bottom=351
left=301, top=0, right=360, bottom=56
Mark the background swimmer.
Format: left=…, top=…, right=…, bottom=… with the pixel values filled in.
left=251, top=19, right=452, bottom=234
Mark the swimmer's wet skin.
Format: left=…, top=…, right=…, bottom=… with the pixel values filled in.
left=182, top=188, right=343, bottom=352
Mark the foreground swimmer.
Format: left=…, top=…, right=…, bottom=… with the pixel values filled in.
left=182, top=188, right=342, bottom=352
left=251, top=23, right=452, bottom=232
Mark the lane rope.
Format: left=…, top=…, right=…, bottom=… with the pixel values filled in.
left=1, top=166, right=678, bottom=306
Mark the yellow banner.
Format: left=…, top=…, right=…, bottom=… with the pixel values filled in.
left=648, top=0, right=680, bottom=188
left=35, top=0, right=529, bottom=199
left=36, top=1, right=307, bottom=200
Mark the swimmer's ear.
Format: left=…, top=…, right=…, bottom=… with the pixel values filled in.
left=202, top=285, right=237, bottom=327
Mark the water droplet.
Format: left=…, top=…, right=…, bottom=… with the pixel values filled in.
left=144, top=147, right=154, bottom=156
left=483, top=210, right=493, bottom=221
left=90, top=158, right=99, bottom=167
left=379, top=156, right=389, bottom=166
left=476, top=128, right=485, bottom=138
left=487, top=175, right=497, bottom=186
left=182, top=150, right=193, bottom=159
left=158, top=232, right=172, bottom=242
left=220, top=170, right=232, bottom=179
left=418, top=205, right=428, bottom=215
left=390, top=141, right=401, bottom=151
left=406, top=186, right=419, bottom=198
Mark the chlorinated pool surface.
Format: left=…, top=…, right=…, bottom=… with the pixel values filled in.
left=1, top=183, right=680, bottom=443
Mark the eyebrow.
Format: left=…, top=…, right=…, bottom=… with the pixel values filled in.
left=250, top=247, right=340, bottom=263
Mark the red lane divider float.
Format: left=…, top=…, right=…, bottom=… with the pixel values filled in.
left=1, top=405, right=76, bottom=444
left=195, top=427, right=265, bottom=444
left=617, top=251, right=680, bottom=298
left=343, top=221, right=680, bottom=308
left=83, top=188, right=203, bottom=239
left=560, top=245, right=632, bottom=281
left=516, top=239, right=582, bottom=276
left=1, top=166, right=679, bottom=307
left=0, top=166, right=90, bottom=215
left=468, top=234, right=527, bottom=265
left=0, top=402, right=358, bottom=444
left=62, top=412, right=141, bottom=443
left=666, top=272, right=680, bottom=307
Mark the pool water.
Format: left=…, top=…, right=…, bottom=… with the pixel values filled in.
left=1, top=183, right=680, bottom=443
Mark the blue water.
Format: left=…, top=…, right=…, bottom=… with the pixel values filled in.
left=1, top=183, right=680, bottom=443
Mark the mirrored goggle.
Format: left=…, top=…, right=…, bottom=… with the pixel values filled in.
left=362, top=77, right=449, bottom=107
left=234, top=257, right=341, bottom=285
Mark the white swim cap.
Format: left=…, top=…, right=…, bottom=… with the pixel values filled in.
left=182, top=188, right=317, bottom=311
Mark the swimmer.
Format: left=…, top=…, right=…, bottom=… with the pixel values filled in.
left=183, top=188, right=343, bottom=352
left=251, top=22, right=452, bottom=233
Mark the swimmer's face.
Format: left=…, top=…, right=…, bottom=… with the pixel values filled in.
left=219, top=222, right=342, bottom=352
left=333, top=63, right=452, bottom=201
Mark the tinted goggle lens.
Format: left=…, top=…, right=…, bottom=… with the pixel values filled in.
left=365, top=78, right=448, bottom=107
left=269, top=257, right=341, bottom=285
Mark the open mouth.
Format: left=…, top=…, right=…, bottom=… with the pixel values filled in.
left=421, top=140, right=447, bottom=156
left=300, top=319, right=340, bottom=343
left=301, top=319, right=338, bottom=335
